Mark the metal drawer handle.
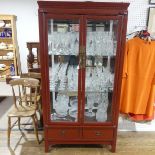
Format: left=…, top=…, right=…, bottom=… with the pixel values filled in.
left=95, top=131, right=102, bottom=136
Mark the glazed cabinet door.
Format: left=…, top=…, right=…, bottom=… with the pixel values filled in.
left=82, top=16, right=123, bottom=123
left=46, top=15, right=83, bottom=123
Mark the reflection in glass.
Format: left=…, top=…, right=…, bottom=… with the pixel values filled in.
left=48, top=19, right=79, bottom=122
left=84, top=20, right=118, bottom=123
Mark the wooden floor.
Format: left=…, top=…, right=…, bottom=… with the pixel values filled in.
left=1, top=131, right=155, bottom=155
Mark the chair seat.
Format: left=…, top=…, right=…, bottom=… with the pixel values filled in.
left=8, top=104, right=36, bottom=117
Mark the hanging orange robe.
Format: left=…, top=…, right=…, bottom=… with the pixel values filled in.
left=120, top=37, right=155, bottom=121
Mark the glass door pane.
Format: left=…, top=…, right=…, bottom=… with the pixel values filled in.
left=48, top=19, right=80, bottom=122
left=84, top=19, right=118, bottom=123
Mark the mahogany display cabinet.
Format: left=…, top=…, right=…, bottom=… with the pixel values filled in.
left=38, top=1, right=129, bottom=152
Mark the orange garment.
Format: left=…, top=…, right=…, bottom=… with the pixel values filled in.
left=120, top=37, right=155, bottom=121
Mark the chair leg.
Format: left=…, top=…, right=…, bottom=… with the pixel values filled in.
left=7, top=117, right=11, bottom=146
left=34, top=113, right=40, bottom=127
left=32, top=115, right=39, bottom=144
left=34, top=113, right=38, bottom=122
left=38, top=103, right=43, bottom=128
left=18, top=117, right=21, bottom=130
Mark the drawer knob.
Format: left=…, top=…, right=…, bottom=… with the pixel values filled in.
left=95, top=131, right=102, bottom=136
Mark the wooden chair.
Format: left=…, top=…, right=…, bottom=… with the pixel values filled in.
left=20, top=72, right=43, bottom=127
left=20, top=72, right=41, bottom=81
left=7, top=78, right=40, bottom=146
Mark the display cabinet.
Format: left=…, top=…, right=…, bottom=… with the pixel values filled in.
left=38, top=1, right=129, bottom=152
left=0, top=15, right=20, bottom=79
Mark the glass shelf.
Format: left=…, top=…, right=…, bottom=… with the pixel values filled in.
left=51, top=113, right=76, bottom=122
left=50, top=90, right=78, bottom=96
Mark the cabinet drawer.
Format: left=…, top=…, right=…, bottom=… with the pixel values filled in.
left=83, top=128, right=113, bottom=140
left=47, top=128, right=80, bottom=139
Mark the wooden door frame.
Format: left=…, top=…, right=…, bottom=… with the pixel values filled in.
left=81, top=15, right=125, bottom=126
left=39, top=13, right=85, bottom=126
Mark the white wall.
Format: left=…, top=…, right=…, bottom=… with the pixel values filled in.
left=0, top=0, right=155, bottom=131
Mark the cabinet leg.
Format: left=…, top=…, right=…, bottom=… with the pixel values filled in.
left=111, top=142, right=116, bottom=153
left=45, top=141, right=49, bottom=153
left=45, top=145, right=49, bottom=152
